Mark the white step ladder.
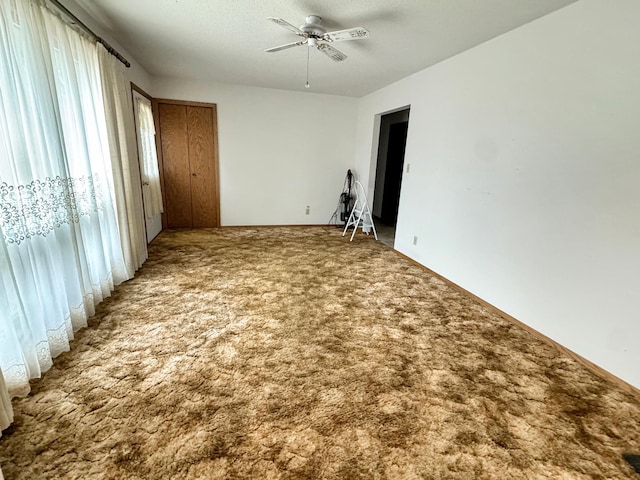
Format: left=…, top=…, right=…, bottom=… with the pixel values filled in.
left=342, top=181, right=378, bottom=242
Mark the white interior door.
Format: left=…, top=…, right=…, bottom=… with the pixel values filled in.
left=132, top=90, right=163, bottom=242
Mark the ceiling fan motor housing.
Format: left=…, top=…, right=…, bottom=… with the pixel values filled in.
left=300, top=15, right=326, bottom=38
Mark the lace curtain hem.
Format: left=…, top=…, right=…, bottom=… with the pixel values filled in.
left=2, top=274, right=115, bottom=398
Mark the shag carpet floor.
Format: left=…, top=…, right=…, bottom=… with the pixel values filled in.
left=1, top=227, right=639, bottom=479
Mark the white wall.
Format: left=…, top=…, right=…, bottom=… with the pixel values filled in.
left=152, top=78, right=358, bottom=226
left=355, top=0, right=640, bottom=388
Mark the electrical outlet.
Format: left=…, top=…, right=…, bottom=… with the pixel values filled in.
left=413, top=235, right=418, bottom=245
left=406, top=163, right=411, bottom=173
left=305, top=206, right=310, bottom=215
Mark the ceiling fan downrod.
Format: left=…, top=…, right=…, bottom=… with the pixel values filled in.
left=305, top=45, right=310, bottom=89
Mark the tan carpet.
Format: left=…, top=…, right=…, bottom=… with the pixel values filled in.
left=1, top=227, right=639, bottom=479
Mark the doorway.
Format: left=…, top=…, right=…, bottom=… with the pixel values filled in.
left=372, top=108, right=410, bottom=248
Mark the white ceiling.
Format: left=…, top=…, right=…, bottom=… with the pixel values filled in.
left=75, top=0, right=577, bottom=97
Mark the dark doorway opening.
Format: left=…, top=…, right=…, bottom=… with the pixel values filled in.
left=373, top=108, right=410, bottom=247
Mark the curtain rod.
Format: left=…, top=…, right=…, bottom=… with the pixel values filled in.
left=47, top=0, right=131, bottom=68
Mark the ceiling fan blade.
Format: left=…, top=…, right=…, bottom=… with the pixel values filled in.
left=324, top=27, right=369, bottom=42
left=267, top=17, right=304, bottom=36
left=265, top=40, right=307, bottom=53
left=318, top=44, right=347, bottom=62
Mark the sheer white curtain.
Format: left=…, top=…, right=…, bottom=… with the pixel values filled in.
left=0, top=366, right=12, bottom=440
left=0, top=0, right=146, bottom=445
left=135, top=95, right=164, bottom=218
left=0, top=367, right=12, bottom=478
left=98, top=46, right=147, bottom=275
left=0, top=0, right=129, bottom=395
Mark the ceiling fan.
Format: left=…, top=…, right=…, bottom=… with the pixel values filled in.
left=265, top=15, right=370, bottom=63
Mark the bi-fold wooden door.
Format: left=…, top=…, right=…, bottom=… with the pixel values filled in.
left=155, top=99, right=220, bottom=228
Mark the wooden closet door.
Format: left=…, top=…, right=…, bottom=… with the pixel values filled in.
left=158, top=104, right=192, bottom=228
left=187, top=106, right=219, bottom=227
left=156, top=99, right=220, bottom=229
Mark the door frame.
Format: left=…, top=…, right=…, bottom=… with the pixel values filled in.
left=371, top=106, right=411, bottom=226
left=152, top=98, right=221, bottom=229
left=130, top=82, right=157, bottom=242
